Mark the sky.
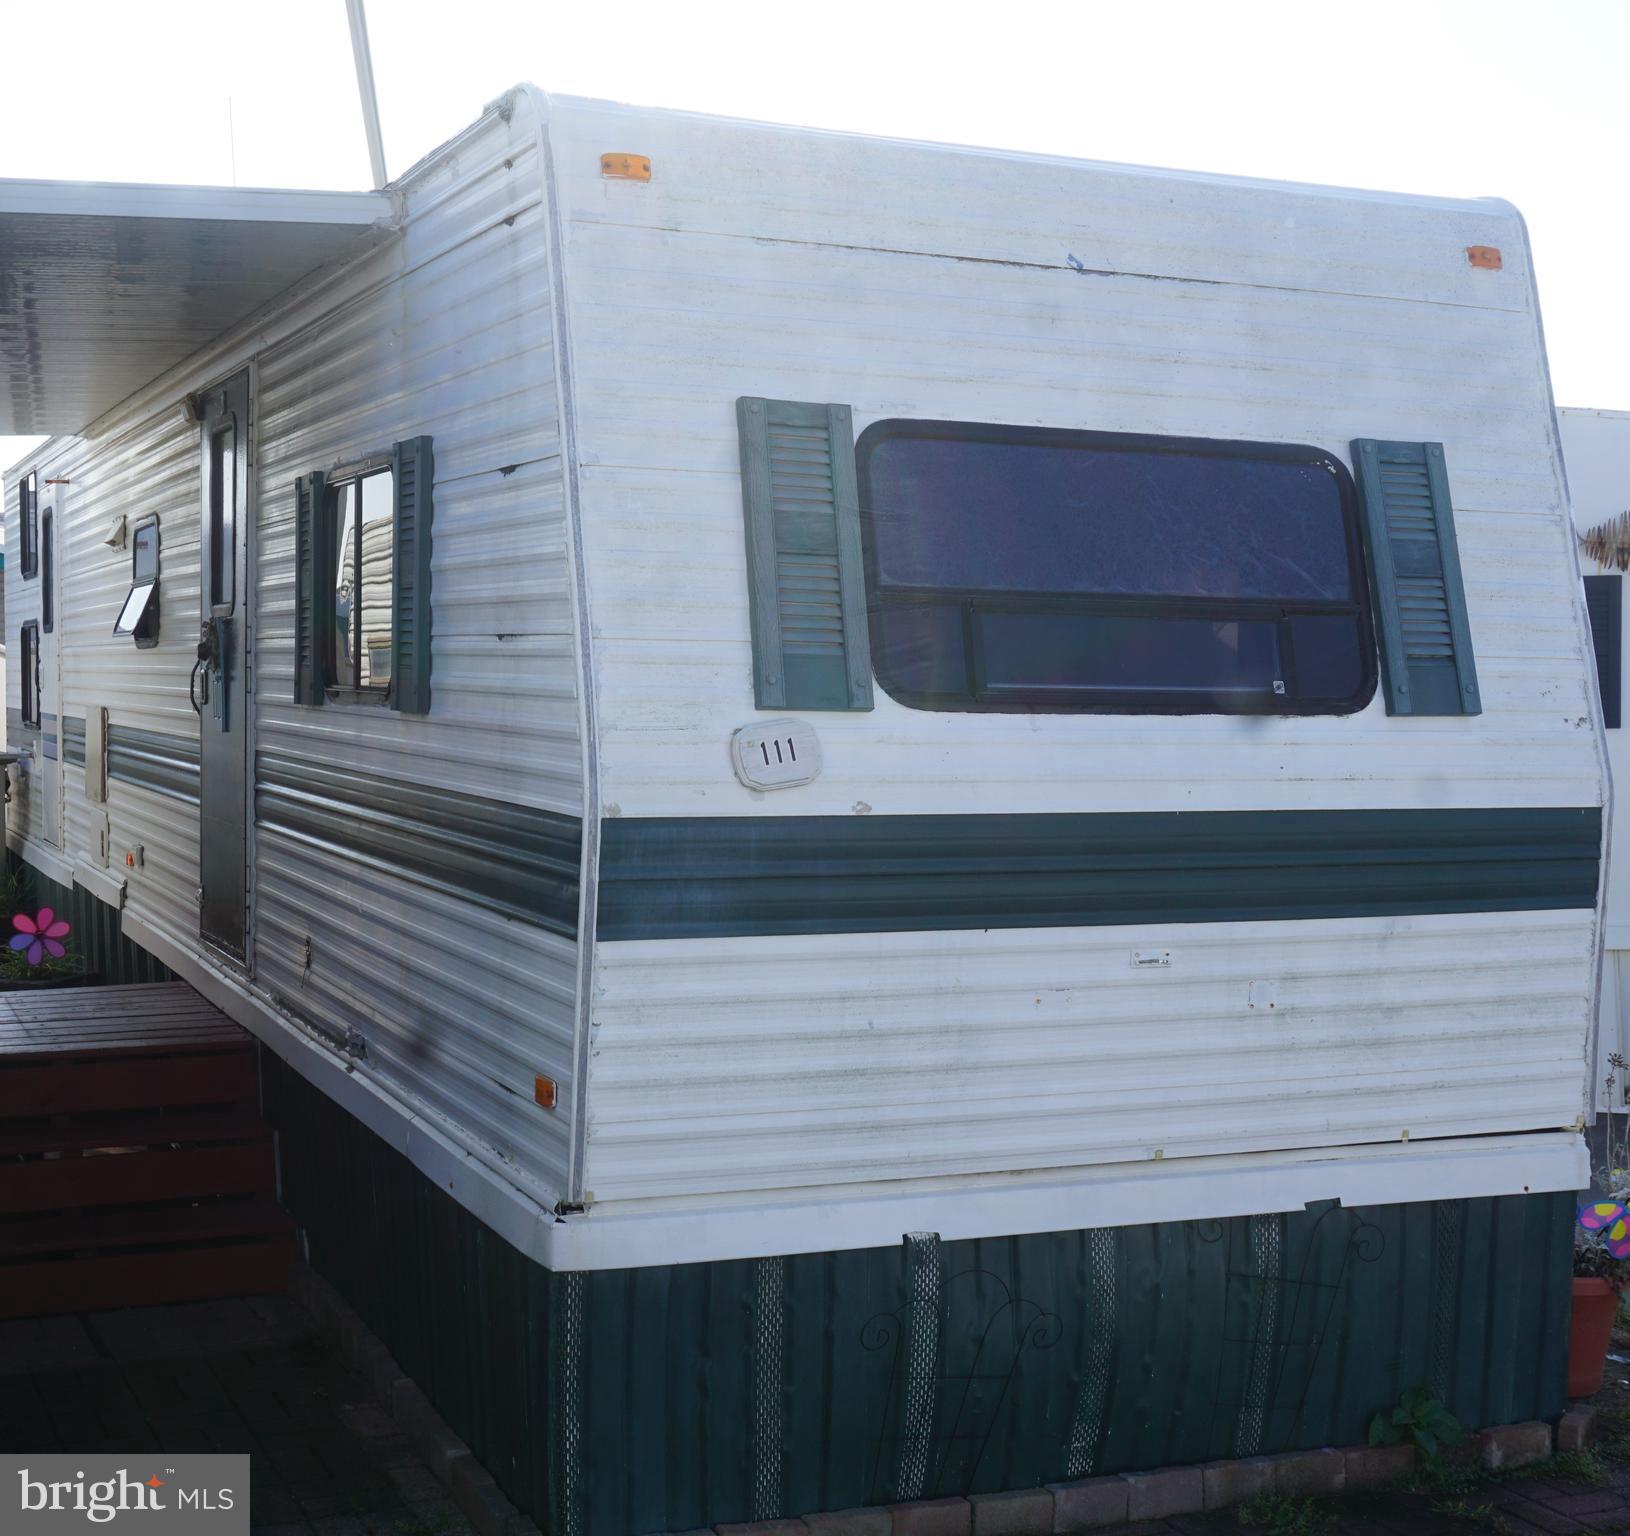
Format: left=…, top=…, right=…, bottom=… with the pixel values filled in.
left=1, top=0, right=1626, bottom=468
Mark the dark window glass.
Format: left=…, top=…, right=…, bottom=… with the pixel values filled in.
left=1585, top=574, right=1622, bottom=730
left=326, top=468, right=394, bottom=692
left=132, top=518, right=160, bottom=584
left=115, top=518, right=161, bottom=644
left=18, top=471, right=37, bottom=579
left=41, top=509, right=53, bottom=633
left=856, top=421, right=1377, bottom=715
left=19, top=621, right=38, bottom=727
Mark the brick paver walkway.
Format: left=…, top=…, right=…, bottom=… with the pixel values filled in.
left=0, top=1294, right=477, bottom=1536
left=1078, top=1431, right=1630, bottom=1536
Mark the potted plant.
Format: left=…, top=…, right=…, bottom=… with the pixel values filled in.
left=1572, top=1055, right=1630, bottom=1397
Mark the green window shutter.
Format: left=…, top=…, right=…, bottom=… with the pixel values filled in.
left=390, top=435, right=434, bottom=715
left=1350, top=439, right=1481, bottom=717
left=293, top=470, right=327, bottom=706
left=736, top=397, right=873, bottom=711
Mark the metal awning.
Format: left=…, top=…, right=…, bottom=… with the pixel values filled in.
left=0, top=178, right=394, bottom=435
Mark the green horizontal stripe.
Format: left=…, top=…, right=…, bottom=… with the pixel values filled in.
left=256, top=751, right=581, bottom=936
left=107, top=724, right=199, bottom=804
left=597, top=807, right=1601, bottom=940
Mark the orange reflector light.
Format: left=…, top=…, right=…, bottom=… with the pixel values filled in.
left=601, top=152, right=651, bottom=182
left=534, top=1075, right=558, bottom=1110
left=1466, top=245, right=1502, bottom=270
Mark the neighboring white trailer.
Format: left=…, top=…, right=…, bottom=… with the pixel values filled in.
left=1562, top=405, right=1630, bottom=1109
left=0, top=87, right=1607, bottom=1531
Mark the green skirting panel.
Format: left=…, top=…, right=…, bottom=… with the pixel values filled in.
left=261, top=1055, right=1573, bottom=1536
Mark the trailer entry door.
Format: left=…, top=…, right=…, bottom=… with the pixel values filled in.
left=197, top=371, right=250, bottom=961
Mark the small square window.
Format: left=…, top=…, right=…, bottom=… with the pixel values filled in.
left=291, top=436, right=430, bottom=714
left=114, top=518, right=161, bottom=647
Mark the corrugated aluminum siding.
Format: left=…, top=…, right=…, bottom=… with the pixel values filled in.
left=62, top=409, right=204, bottom=948
left=544, top=97, right=1605, bottom=1209
left=3, top=92, right=582, bottom=1208
left=252, top=96, right=579, bottom=1201
left=4, top=407, right=205, bottom=929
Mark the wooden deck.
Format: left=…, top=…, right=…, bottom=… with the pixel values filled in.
left=0, top=982, right=295, bottom=1318
left=0, top=981, right=247, bottom=1056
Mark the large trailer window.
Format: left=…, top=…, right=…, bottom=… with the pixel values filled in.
left=856, top=421, right=1376, bottom=715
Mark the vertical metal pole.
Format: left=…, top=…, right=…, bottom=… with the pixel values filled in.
left=345, top=0, right=389, bottom=190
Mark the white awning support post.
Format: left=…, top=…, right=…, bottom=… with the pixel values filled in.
left=345, top=0, right=388, bottom=191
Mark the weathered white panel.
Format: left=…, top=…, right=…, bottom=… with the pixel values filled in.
left=543, top=95, right=1598, bottom=822
left=253, top=834, right=574, bottom=1197
left=556, top=96, right=1604, bottom=1220
left=584, top=909, right=1593, bottom=1203
left=548, top=96, right=1528, bottom=310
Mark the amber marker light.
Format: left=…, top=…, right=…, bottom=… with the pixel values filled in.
left=535, top=1075, right=558, bottom=1110
left=601, top=152, right=652, bottom=182
left=1466, top=245, right=1503, bottom=270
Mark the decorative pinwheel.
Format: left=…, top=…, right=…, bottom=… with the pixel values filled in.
left=1579, top=1200, right=1630, bottom=1259
left=10, top=907, right=70, bottom=966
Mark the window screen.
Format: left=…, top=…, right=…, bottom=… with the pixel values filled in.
left=1585, top=574, right=1622, bottom=730
left=856, top=421, right=1377, bottom=714
left=328, top=467, right=394, bottom=692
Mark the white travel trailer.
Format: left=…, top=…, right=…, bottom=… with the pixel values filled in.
left=1, top=87, right=1607, bottom=1535
left=1562, top=406, right=1630, bottom=1108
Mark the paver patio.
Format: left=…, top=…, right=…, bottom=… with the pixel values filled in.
left=0, top=1292, right=475, bottom=1536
